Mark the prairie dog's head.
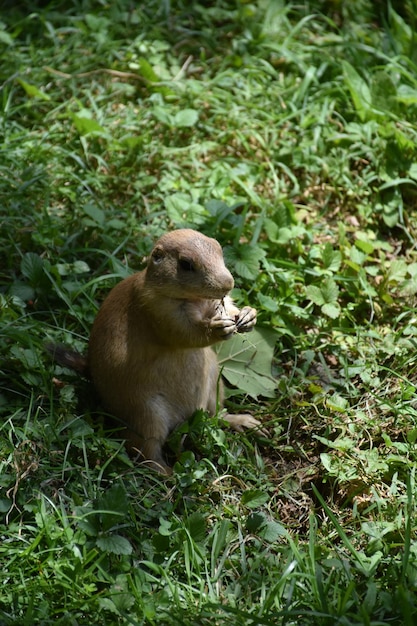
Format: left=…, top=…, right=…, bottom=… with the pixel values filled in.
left=146, top=229, right=234, bottom=299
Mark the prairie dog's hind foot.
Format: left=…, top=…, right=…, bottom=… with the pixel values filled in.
left=127, top=429, right=173, bottom=475
left=223, top=413, right=266, bottom=435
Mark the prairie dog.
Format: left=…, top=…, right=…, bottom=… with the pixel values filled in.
left=51, top=229, right=259, bottom=472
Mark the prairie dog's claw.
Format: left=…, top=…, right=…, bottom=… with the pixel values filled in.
left=235, top=306, right=257, bottom=333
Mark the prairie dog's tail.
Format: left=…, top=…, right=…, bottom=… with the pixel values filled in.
left=46, top=343, right=88, bottom=376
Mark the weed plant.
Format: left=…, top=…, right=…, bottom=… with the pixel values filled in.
left=1, top=0, right=417, bottom=624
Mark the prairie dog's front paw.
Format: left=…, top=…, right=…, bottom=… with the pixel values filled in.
left=210, top=312, right=237, bottom=339
left=235, top=306, right=257, bottom=333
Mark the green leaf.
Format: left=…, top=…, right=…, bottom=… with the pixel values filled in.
left=321, top=302, right=341, bottom=319
left=387, top=259, right=407, bottom=283
left=0, top=498, right=12, bottom=513
left=350, top=246, right=367, bottom=266
left=173, top=109, right=199, bottom=128
left=321, top=277, right=339, bottom=303
left=10, top=281, right=35, bottom=302
left=246, top=512, right=266, bottom=532
left=10, top=345, right=39, bottom=369
left=164, top=193, right=207, bottom=227
left=397, top=88, right=417, bottom=105
left=247, top=513, right=291, bottom=543
left=306, top=278, right=340, bottom=317
left=355, top=239, right=374, bottom=255
left=215, top=327, right=277, bottom=399
left=225, top=244, right=266, bottom=280
left=84, top=13, right=110, bottom=34
left=407, top=428, right=417, bottom=444
left=137, top=58, right=174, bottom=97
left=401, top=278, right=417, bottom=296
left=137, top=57, right=162, bottom=83
left=260, top=519, right=289, bottom=543
left=326, top=393, right=349, bottom=411
left=370, top=71, right=397, bottom=114
left=76, top=510, right=100, bottom=537
left=56, top=261, right=90, bottom=276
left=83, top=204, right=106, bottom=226
left=20, top=253, right=47, bottom=291
left=96, top=534, right=133, bottom=555
left=322, top=244, right=342, bottom=272
left=153, top=106, right=173, bottom=125
left=342, top=61, right=372, bottom=121
left=378, top=188, right=403, bottom=227
left=388, top=6, right=413, bottom=55
left=98, top=484, right=128, bottom=530
left=185, top=513, right=206, bottom=543
left=206, top=199, right=235, bottom=219
left=305, top=285, right=325, bottom=306
left=273, top=202, right=297, bottom=228
left=107, top=218, right=126, bottom=231
left=0, top=26, right=13, bottom=46
left=409, top=163, right=417, bottom=180
left=257, top=292, right=279, bottom=312
left=70, top=418, right=94, bottom=437
left=158, top=518, right=174, bottom=537
left=109, top=575, right=136, bottom=611
left=320, top=452, right=333, bottom=472
left=17, top=78, right=51, bottom=101
left=361, top=520, right=397, bottom=540
left=70, top=110, right=106, bottom=136
left=241, top=489, right=269, bottom=508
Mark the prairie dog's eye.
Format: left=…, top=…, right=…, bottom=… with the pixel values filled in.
left=179, top=258, right=195, bottom=272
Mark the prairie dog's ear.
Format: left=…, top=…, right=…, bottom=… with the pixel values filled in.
left=150, top=245, right=165, bottom=264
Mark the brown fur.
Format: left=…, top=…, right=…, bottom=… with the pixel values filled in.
left=45, top=343, right=88, bottom=375
left=51, top=229, right=259, bottom=472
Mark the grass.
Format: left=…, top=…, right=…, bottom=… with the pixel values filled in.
left=1, top=0, right=417, bottom=623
